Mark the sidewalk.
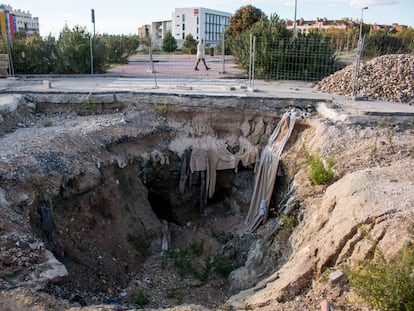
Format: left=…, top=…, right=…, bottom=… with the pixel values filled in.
left=0, top=75, right=413, bottom=123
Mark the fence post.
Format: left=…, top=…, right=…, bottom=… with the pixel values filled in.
left=248, top=34, right=256, bottom=90
left=219, top=17, right=226, bottom=74
left=146, top=30, right=158, bottom=88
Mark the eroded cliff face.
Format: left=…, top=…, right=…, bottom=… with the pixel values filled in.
left=228, top=120, right=414, bottom=310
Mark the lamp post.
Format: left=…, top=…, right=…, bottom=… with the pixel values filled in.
left=293, top=0, right=298, bottom=37
left=358, top=6, right=368, bottom=44
left=352, top=6, right=368, bottom=98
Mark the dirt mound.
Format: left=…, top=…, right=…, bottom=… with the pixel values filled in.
left=315, top=54, right=414, bottom=104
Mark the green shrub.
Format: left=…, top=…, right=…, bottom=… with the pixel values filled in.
left=130, top=289, right=149, bottom=307
left=165, top=241, right=232, bottom=281
left=190, top=241, right=204, bottom=256
left=212, top=255, right=233, bottom=278
left=308, top=153, right=334, bottom=185
left=166, top=247, right=195, bottom=277
left=153, top=102, right=168, bottom=116
left=346, top=244, right=414, bottom=310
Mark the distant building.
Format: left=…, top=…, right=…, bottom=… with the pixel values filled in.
left=285, top=17, right=408, bottom=35
left=285, top=18, right=351, bottom=34
left=139, top=7, right=231, bottom=49
left=372, top=23, right=408, bottom=33
left=0, top=4, right=39, bottom=40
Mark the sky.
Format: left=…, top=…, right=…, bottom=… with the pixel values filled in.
left=4, top=0, right=413, bottom=37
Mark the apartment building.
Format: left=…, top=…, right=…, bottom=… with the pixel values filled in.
left=285, top=17, right=408, bottom=35
left=285, top=18, right=349, bottom=35
left=139, top=7, right=231, bottom=49
left=0, top=4, right=39, bottom=40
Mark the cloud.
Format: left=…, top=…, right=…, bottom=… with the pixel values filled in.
left=350, top=0, right=399, bottom=8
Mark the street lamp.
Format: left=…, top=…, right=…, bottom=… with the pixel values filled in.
left=293, top=0, right=298, bottom=37
left=352, top=6, right=368, bottom=98
left=358, top=7, right=368, bottom=43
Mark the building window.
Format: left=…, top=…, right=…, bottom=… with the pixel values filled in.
left=182, top=32, right=185, bottom=39
left=204, top=13, right=229, bottom=44
left=182, top=23, right=185, bottom=31
left=182, top=14, right=185, bottom=22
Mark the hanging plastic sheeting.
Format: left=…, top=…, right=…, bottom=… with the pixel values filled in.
left=170, top=136, right=259, bottom=201
left=245, top=108, right=308, bottom=232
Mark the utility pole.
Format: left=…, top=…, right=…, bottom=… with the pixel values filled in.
left=90, top=9, right=95, bottom=75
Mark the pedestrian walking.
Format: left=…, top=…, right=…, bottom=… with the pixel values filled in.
left=194, top=39, right=210, bottom=71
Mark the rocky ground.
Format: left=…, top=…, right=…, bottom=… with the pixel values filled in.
left=0, top=86, right=413, bottom=311
left=315, top=54, right=414, bottom=104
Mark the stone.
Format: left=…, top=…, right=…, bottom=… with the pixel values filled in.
left=328, top=269, right=345, bottom=285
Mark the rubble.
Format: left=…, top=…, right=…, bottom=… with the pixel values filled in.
left=315, top=54, right=414, bottom=104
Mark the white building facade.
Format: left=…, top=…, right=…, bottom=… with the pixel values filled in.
left=172, top=7, right=231, bottom=48
left=142, top=7, right=232, bottom=50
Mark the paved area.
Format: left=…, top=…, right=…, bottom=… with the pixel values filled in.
left=1, top=52, right=413, bottom=120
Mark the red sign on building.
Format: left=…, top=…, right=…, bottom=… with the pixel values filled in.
left=194, top=9, right=199, bottom=15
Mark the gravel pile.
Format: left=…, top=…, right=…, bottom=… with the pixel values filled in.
left=315, top=54, right=414, bottom=104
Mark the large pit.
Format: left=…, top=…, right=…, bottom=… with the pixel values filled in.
left=0, top=92, right=315, bottom=308
left=1, top=93, right=309, bottom=307
left=1, top=88, right=414, bottom=311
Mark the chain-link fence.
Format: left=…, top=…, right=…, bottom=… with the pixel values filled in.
left=245, top=36, right=345, bottom=83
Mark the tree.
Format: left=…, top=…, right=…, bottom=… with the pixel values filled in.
left=182, top=34, right=197, bottom=54
left=56, top=25, right=92, bottom=73
left=162, top=32, right=177, bottom=53
left=227, top=5, right=266, bottom=38
left=230, top=14, right=341, bottom=81
left=12, top=34, right=57, bottom=73
left=230, top=14, right=290, bottom=70
left=364, top=32, right=408, bottom=59
left=395, top=27, right=414, bottom=52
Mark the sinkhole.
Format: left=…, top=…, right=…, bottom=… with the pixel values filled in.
left=6, top=93, right=311, bottom=308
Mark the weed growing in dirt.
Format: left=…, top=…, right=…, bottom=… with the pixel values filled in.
left=43, top=119, right=53, bottom=127
left=130, top=289, right=149, bottom=307
left=218, top=304, right=234, bottom=311
left=211, top=255, right=233, bottom=277
left=280, top=212, right=299, bottom=229
left=308, top=153, right=335, bottom=185
left=345, top=244, right=414, bottom=311
left=371, top=128, right=380, bottom=155
left=79, top=100, right=98, bottom=116
left=153, top=102, right=168, bottom=116
left=190, top=241, right=204, bottom=256
left=166, top=287, right=184, bottom=304
left=165, top=241, right=233, bottom=281
left=385, top=127, right=395, bottom=153
left=113, top=125, right=120, bottom=137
